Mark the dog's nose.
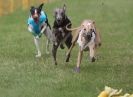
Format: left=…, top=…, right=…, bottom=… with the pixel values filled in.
left=84, top=28, right=86, bottom=31
left=57, top=19, right=61, bottom=22
left=56, top=16, right=62, bottom=22
left=86, top=34, right=91, bottom=41
left=33, top=14, right=38, bottom=19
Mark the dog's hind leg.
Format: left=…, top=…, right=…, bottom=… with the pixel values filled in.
left=66, top=33, right=79, bottom=62
left=52, top=43, right=59, bottom=65
left=74, top=48, right=83, bottom=73
left=44, top=26, right=53, bottom=54
left=46, top=39, right=50, bottom=54
left=65, top=40, right=77, bottom=62
left=66, top=42, right=74, bottom=62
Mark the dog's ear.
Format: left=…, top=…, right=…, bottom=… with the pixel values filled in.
left=54, top=9, right=57, bottom=17
left=38, top=3, right=44, bottom=11
left=63, top=4, right=66, bottom=12
left=30, top=6, right=35, bottom=14
left=30, top=6, right=34, bottom=9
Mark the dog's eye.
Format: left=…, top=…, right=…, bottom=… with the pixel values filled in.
left=61, top=12, right=64, bottom=16
left=37, top=10, right=41, bottom=15
left=84, top=28, right=86, bottom=31
left=90, top=28, right=94, bottom=32
left=37, top=11, right=40, bottom=14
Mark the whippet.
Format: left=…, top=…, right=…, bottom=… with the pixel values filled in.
left=66, top=19, right=101, bottom=72
left=27, top=3, right=53, bottom=57
left=52, top=4, right=73, bottom=65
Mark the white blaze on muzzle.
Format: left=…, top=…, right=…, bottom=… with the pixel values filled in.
left=33, top=9, right=38, bottom=18
left=35, top=9, right=38, bottom=16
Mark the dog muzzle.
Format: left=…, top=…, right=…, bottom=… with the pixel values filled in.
left=82, top=32, right=92, bottom=42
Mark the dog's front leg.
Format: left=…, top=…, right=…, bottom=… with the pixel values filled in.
left=74, top=48, right=83, bottom=73
left=34, top=37, right=41, bottom=57
left=89, top=44, right=95, bottom=62
left=58, top=28, right=65, bottom=49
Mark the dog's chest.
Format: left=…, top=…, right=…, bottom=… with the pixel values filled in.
left=53, top=18, right=71, bottom=38
left=77, top=31, right=96, bottom=51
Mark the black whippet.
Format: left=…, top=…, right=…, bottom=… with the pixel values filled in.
left=52, top=4, right=72, bottom=65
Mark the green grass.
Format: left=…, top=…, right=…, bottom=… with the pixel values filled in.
left=0, top=0, right=133, bottom=97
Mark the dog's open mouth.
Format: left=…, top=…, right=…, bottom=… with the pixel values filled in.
left=33, top=17, right=39, bottom=23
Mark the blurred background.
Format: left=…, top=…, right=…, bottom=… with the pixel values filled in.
left=0, top=0, right=50, bottom=16
left=0, top=0, right=133, bottom=97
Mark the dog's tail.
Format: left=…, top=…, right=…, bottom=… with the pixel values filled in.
left=66, top=23, right=81, bottom=31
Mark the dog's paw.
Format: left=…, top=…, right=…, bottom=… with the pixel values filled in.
left=65, top=54, right=70, bottom=62
left=35, top=35, right=39, bottom=39
left=90, top=57, right=96, bottom=62
left=55, top=61, right=57, bottom=65
left=54, top=42, right=58, bottom=46
left=73, top=67, right=80, bottom=73
left=46, top=51, right=50, bottom=55
left=60, top=44, right=65, bottom=49
left=35, top=54, right=41, bottom=58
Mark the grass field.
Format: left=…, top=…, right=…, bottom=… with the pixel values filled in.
left=0, top=0, right=133, bottom=97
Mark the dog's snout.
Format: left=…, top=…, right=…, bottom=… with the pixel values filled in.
left=56, top=14, right=62, bottom=22
left=56, top=17, right=62, bottom=24
left=57, top=16, right=62, bottom=20
left=86, top=34, right=91, bottom=41
left=57, top=18, right=61, bottom=22
left=34, top=13, right=38, bottom=17
left=87, top=34, right=91, bottom=38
